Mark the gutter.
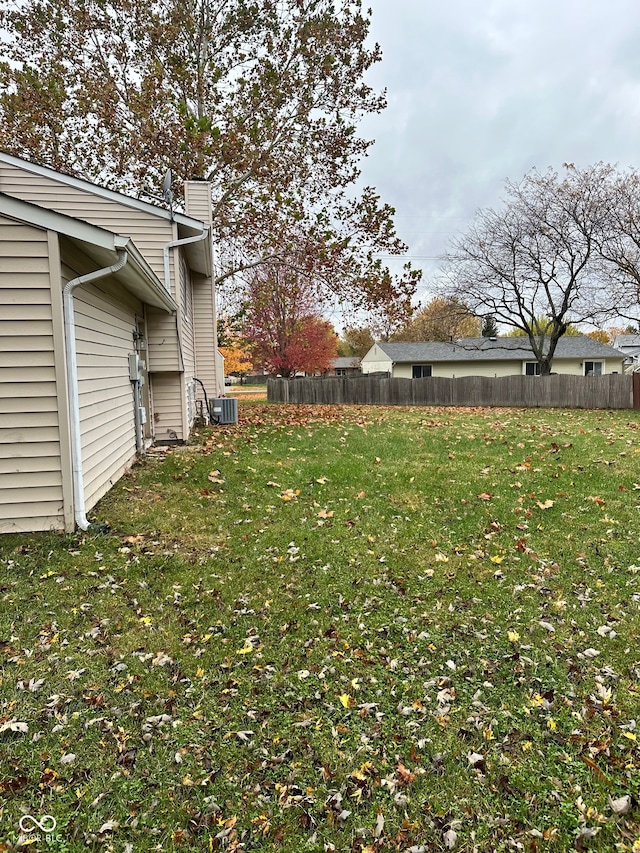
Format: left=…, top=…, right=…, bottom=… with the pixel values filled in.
left=63, top=249, right=129, bottom=532
left=163, top=226, right=209, bottom=294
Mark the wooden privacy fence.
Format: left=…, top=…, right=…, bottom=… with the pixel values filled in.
left=268, top=373, right=640, bottom=410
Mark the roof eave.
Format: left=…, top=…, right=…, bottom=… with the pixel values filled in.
left=0, top=192, right=176, bottom=313
left=0, top=150, right=207, bottom=230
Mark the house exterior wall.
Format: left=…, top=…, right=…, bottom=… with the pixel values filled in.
left=0, top=157, right=222, bottom=536
left=149, top=372, right=185, bottom=442
left=0, top=216, right=68, bottom=533
left=60, top=242, right=142, bottom=512
left=184, top=181, right=213, bottom=225
left=193, top=274, right=221, bottom=398
left=360, top=344, right=392, bottom=374
left=178, top=249, right=197, bottom=431
left=391, top=360, right=522, bottom=378
left=183, top=180, right=221, bottom=404
left=0, top=161, right=172, bottom=284
left=363, top=349, right=625, bottom=379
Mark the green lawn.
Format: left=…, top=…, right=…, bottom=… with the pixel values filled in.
left=1, top=403, right=640, bottom=852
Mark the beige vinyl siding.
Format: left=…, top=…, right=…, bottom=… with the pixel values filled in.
left=0, top=162, right=172, bottom=286
left=149, top=373, right=185, bottom=442
left=178, top=252, right=198, bottom=427
left=63, top=256, right=142, bottom=511
left=392, top=358, right=626, bottom=379
left=146, top=307, right=181, bottom=372
left=192, top=273, right=220, bottom=397
left=0, top=215, right=65, bottom=533
left=392, top=360, right=523, bottom=379
left=184, top=182, right=213, bottom=224
left=179, top=252, right=195, bottom=375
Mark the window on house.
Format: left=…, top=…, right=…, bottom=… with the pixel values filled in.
left=525, top=362, right=541, bottom=375
left=412, top=365, right=432, bottom=378
left=584, top=361, right=602, bottom=376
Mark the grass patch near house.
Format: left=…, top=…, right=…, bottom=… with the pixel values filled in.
left=1, top=402, right=640, bottom=852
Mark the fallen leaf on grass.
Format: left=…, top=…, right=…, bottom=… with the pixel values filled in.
left=608, top=794, right=631, bottom=815
left=0, top=775, right=28, bottom=795
left=580, top=755, right=610, bottom=784
left=373, top=810, right=385, bottom=838
left=536, top=499, right=554, bottom=509
left=397, top=762, right=415, bottom=786
left=443, top=828, right=458, bottom=849
left=0, top=720, right=28, bottom=734
left=575, top=826, right=600, bottom=849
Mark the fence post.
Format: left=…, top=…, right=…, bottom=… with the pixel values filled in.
left=633, top=373, right=640, bottom=409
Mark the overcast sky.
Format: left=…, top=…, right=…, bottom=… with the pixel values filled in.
left=358, top=0, right=640, bottom=305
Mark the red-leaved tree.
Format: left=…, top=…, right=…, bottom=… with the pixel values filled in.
left=243, top=265, right=337, bottom=377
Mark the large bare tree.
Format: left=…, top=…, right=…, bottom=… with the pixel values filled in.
left=444, top=165, right=610, bottom=373
left=592, top=168, right=640, bottom=326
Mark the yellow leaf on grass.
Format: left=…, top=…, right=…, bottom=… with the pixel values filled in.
left=236, top=644, right=254, bottom=655
left=507, top=630, right=520, bottom=643
left=537, top=499, right=554, bottom=510
left=338, top=693, right=354, bottom=708
left=490, top=555, right=504, bottom=564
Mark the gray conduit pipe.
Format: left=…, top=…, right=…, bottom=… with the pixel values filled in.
left=63, top=250, right=129, bottom=531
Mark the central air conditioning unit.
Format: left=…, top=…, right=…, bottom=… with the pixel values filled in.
left=209, top=397, right=238, bottom=425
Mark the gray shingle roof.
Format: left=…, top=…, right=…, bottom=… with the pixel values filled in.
left=614, top=335, right=640, bottom=349
left=375, top=336, right=624, bottom=363
left=331, top=357, right=361, bottom=369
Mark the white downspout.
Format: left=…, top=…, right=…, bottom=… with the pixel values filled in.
left=63, top=250, right=129, bottom=531
left=163, top=227, right=209, bottom=294
left=163, top=227, right=209, bottom=431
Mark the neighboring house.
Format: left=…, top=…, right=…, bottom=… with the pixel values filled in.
left=330, top=356, right=362, bottom=376
left=613, top=335, right=640, bottom=369
left=0, top=152, right=223, bottom=534
left=361, top=336, right=625, bottom=379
